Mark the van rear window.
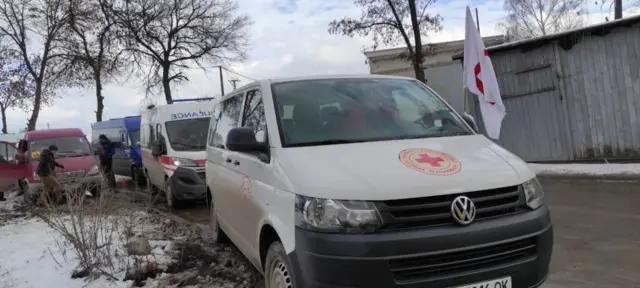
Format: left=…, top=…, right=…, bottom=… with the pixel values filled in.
left=29, top=136, right=92, bottom=159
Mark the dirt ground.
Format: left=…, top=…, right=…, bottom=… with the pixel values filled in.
left=153, top=177, right=640, bottom=288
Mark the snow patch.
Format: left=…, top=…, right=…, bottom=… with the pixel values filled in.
left=528, top=163, right=640, bottom=176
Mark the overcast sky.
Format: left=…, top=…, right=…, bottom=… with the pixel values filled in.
left=3, top=0, right=638, bottom=136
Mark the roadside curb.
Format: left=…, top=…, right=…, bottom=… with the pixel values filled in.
left=536, top=173, right=640, bottom=181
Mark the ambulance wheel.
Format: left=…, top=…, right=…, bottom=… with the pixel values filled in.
left=164, top=179, right=182, bottom=209
left=131, top=166, right=146, bottom=186
left=265, top=241, right=297, bottom=288
left=145, top=171, right=158, bottom=195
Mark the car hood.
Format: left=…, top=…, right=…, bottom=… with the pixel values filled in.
left=275, top=135, right=535, bottom=201
left=30, top=155, right=98, bottom=174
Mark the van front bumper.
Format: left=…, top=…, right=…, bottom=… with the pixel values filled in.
left=28, top=175, right=102, bottom=194
left=289, top=205, right=553, bottom=288
left=168, top=167, right=207, bottom=200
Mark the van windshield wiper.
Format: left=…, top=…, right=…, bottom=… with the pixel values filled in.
left=171, top=141, right=206, bottom=150
left=287, top=139, right=367, bottom=147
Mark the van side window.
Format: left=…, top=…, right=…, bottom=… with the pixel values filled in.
left=0, top=142, right=8, bottom=163
left=242, top=90, right=267, bottom=143
left=212, top=94, right=243, bottom=149
left=208, top=103, right=223, bottom=146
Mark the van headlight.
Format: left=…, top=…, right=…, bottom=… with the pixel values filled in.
left=523, top=177, right=544, bottom=209
left=295, top=195, right=382, bottom=233
left=88, top=165, right=100, bottom=175
left=171, top=157, right=197, bottom=167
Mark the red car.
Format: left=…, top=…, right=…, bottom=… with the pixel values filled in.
left=0, top=128, right=102, bottom=195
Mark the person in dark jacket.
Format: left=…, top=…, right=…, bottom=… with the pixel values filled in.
left=98, top=134, right=116, bottom=190
left=36, top=145, right=65, bottom=204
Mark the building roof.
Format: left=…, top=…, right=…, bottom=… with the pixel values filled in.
left=363, top=35, right=505, bottom=61
left=23, top=128, right=85, bottom=141
left=453, top=14, right=640, bottom=60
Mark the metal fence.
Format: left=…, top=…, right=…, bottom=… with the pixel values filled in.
left=466, top=19, right=640, bottom=162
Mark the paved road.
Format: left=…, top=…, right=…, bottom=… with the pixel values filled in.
left=160, top=178, right=640, bottom=288
left=540, top=178, right=640, bottom=288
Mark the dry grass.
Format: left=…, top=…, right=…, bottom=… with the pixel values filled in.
left=32, top=171, right=167, bottom=284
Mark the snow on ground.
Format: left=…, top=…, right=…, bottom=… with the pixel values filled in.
left=0, top=191, right=259, bottom=288
left=0, top=217, right=129, bottom=288
left=528, top=163, right=640, bottom=177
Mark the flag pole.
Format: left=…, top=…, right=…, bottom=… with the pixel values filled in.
left=475, top=8, right=480, bottom=33
left=463, top=8, right=480, bottom=114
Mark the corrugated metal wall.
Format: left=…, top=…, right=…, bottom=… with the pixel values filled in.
left=469, top=22, right=640, bottom=162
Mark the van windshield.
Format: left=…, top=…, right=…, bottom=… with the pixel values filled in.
left=165, top=118, right=210, bottom=151
left=272, top=78, right=472, bottom=147
left=29, top=136, right=92, bottom=159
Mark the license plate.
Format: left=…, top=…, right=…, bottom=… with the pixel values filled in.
left=453, top=276, right=511, bottom=288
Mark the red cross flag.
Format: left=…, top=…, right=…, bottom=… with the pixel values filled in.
left=463, top=6, right=506, bottom=140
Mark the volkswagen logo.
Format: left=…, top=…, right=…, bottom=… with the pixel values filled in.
left=451, top=196, right=476, bottom=225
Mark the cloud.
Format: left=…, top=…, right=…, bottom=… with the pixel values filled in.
left=2, top=0, right=638, bottom=135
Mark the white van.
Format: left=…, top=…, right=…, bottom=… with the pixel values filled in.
left=141, top=98, right=214, bottom=208
left=205, top=75, right=552, bottom=288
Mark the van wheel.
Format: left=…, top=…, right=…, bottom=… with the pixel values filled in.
left=208, top=194, right=229, bottom=243
left=265, top=241, right=296, bottom=288
left=164, top=179, right=181, bottom=209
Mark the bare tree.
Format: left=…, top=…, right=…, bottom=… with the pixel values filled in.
left=63, top=0, right=124, bottom=122
left=328, top=0, right=442, bottom=83
left=0, top=56, right=33, bottom=134
left=500, top=0, right=586, bottom=41
left=110, top=0, right=251, bottom=104
left=0, top=0, right=81, bottom=131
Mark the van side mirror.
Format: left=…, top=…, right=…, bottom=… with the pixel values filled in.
left=462, top=113, right=479, bottom=133
left=226, top=127, right=268, bottom=153
left=151, top=140, right=164, bottom=156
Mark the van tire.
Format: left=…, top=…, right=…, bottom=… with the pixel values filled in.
left=164, top=179, right=182, bottom=209
left=131, top=166, right=146, bottom=187
left=208, top=194, right=229, bottom=243
left=265, top=241, right=296, bottom=288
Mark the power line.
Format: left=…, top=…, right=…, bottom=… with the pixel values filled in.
left=185, top=64, right=257, bottom=81
left=221, top=66, right=257, bottom=81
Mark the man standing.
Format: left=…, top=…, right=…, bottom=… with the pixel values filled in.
left=98, top=134, right=116, bottom=190
left=35, top=145, right=65, bottom=204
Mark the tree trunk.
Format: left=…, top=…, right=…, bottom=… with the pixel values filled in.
left=162, top=66, right=173, bottom=104
left=95, top=69, right=104, bottom=122
left=408, top=0, right=426, bottom=83
left=27, top=79, right=43, bottom=131
left=0, top=104, right=7, bottom=134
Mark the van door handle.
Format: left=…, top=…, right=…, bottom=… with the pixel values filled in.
left=225, top=158, right=232, bottom=163
left=233, top=160, right=240, bottom=166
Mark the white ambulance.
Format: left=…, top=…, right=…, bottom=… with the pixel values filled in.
left=140, top=98, right=214, bottom=208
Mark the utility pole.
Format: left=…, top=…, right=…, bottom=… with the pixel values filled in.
left=218, top=66, right=225, bottom=96
left=229, top=79, right=240, bottom=90
left=614, top=0, right=622, bottom=19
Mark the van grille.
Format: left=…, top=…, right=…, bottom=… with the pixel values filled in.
left=375, top=185, right=524, bottom=231
left=57, top=170, right=85, bottom=184
left=390, top=237, right=537, bottom=283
